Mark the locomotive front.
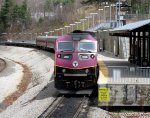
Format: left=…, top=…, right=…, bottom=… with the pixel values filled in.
left=54, top=32, right=99, bottom=90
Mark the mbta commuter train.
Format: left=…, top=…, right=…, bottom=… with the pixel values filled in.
left=36, top=35, right=58, bottom=51
left=35, top=30, right=99, bottom=90
left=54, top=30, right=99, bottom=90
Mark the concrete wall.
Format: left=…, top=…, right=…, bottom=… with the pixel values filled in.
left=98, top=84, right=150, bottom=106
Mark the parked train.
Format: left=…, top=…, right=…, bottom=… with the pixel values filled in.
left=54, top=30, right=99, bottom=90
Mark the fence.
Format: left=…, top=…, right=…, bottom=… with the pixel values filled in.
left=107, top=66, right=150, bottom=84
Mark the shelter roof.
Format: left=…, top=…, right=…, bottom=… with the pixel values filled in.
left=110, top=19, right=150, bottom=37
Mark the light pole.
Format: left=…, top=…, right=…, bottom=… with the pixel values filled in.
left=59, top=28, right=64, bottom=35
left=70, top=24, right=76, bottom=31
left=60, top=3, right=63, bottom=16
left=75, top=22, right=81, bottom=29
left=118, top=0, right=121, bottom=27
left=98, top=9, right=103, bottom=23
left=80, top=19, right=87, bottom=30
left=55, top=29, right=60, bottom=36
left=49, top=31, right=54, bottom=36
left=90, top=13, right=98, bottom=28
left=64, top=26, right=70, bottom=33
left=85, top=16, right=92, bottom=29
left=110, top=4, right=115, bottom=22
left=104, top=6, right=109, bottom=22
left=44, top=32, right=49, bottom=36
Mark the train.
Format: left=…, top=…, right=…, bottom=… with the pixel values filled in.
left=54, top=30, right=99, bottom=90
left=4, top=30, right=99, bottom=90
left=36, top=35, right=59, bottom=51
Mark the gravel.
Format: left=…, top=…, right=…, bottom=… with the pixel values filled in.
left=0, top=58, right=23, bottom=103
left=0, top=46, right=58, bottom=118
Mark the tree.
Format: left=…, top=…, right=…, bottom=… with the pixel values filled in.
left=20, top=0, right=31, bottom=30
left=0, top=0, right=12, bottom=31
left=130, top=0, right=149, bottom=14
left=11, top=0, right=31, bottom=31
left=43, top=0, right=75, bottom=22
left=0, top=19, right=5, bottom=33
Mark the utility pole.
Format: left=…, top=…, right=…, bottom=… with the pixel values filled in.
left=118, top=0, right=121, bottom=27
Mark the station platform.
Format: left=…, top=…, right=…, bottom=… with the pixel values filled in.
left=97, top=52, right=150, bottom=106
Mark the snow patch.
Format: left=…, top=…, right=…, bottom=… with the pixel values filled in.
left=0, top=59, right=23, bottom=102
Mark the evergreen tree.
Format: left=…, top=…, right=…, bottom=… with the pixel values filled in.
left=11, top=0, right=31, bottom=31
left=20, top=0, right=30, bottom=27
left=0, top=0, right=12, bottom=31
left=12, top=4, right=20, bottom=23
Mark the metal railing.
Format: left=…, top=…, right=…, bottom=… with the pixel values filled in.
left=107, top=66, right=150, bottom=84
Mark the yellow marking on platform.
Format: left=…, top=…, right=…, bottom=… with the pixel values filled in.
left=98, top=58, right=109, bottom=84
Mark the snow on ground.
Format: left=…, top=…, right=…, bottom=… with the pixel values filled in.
left=88, top=107, right=111, bottom=118
left=0, top=59, right=23, bottom=102
left=0, top=46, right=58, bottom=118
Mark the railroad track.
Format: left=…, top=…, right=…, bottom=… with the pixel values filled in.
left=39, top=95, right=65, bottom=118
left=39, top=95, right=89, bottom=118
left=73, top=96, right=89, bottom=118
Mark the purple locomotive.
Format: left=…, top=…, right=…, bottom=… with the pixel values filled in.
left=54, top=30, right=99, bottom=90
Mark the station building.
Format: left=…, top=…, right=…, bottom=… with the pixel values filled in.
left=97, top=19, right=150, bottom=66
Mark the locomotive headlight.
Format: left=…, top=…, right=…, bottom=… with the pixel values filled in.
left=62, top=69, right=66, bottom=73
left=90, top=54, right=95, bottom=59
left=57, top=54, right=61, bottom=58
left=85, top=69, right=89, bottom=73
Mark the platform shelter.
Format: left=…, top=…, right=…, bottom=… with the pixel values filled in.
left=110, top=19, right=150, bottom=66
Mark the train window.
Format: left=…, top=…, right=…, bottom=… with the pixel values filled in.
left=58, top=42, right=73, bottom=51
left=79, top=42, right=96, bottom=52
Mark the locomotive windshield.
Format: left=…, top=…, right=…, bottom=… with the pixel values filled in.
left=58, top=42, right=73, bottom=51
left=79, top=42, right=96, bottom=52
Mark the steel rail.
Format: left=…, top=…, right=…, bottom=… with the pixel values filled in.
left=39, top=95, right=64, bottom=118
left=73, top=96, right=89, bottom=118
